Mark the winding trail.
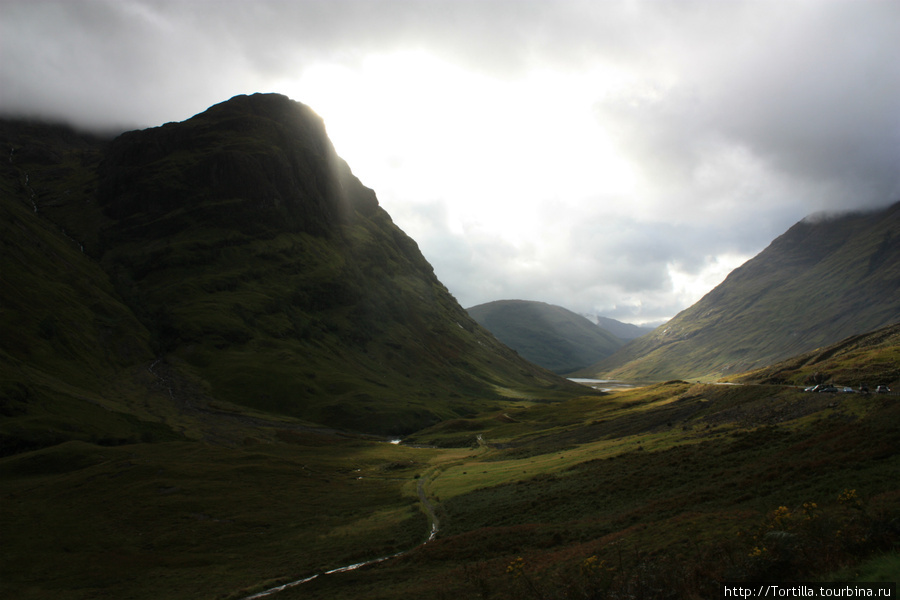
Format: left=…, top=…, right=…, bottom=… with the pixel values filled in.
left=239, top=468, right=441, bottom=600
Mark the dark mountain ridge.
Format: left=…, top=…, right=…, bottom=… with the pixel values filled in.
left=1, top=93, right=580, bottom=446
left=581, top=201, right=900, bottom=381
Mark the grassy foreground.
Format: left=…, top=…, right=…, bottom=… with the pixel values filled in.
left=3, top=380, right=898, bottom=599
left=1, top=434, right=437, bottom=600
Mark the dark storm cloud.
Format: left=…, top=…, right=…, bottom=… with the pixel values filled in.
left=595, top=1, right=900, bottom=213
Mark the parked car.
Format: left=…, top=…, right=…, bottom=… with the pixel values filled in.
left=818, top=386, right=838, bottom=393
left=876, top=385, right=891, bottom=394
left=840, top=387, right=856, bottom=393
left=804, top=384, right=823, bottom=392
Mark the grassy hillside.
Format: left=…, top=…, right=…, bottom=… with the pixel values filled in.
left=582, top=203, right=900, bottom=381
left=468, top=300, right=623, bottom=374
left=729, top=322, right=900, bottom=389
left=0, top=121, right=160, bottom=455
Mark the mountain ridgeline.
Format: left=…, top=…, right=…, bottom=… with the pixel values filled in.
left=467, top=300, right=624, bottom=374
left=0, top=93, right=579, bottom=446
left=581, top=202, right=900, bottom=381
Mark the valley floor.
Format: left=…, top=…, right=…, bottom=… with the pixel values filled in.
left=3, top=381, right=899, bottom=600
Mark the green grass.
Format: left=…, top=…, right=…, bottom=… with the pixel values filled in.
left=1, top=437, right=436, bottom=600
left=731, top=322, right=900, bottom=390
left=272, top=382, right=899, bottom=599
left=2, top=379, right=898, bottom=599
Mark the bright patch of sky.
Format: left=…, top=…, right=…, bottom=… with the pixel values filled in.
left=283, top=53, right=637, bottom=226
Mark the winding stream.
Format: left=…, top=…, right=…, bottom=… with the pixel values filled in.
left=239, top=469, right=440, bottom=600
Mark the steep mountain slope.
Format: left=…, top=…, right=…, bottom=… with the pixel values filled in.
left=0, top=121, right=163, bottom=455
left=1, top=94, right=580, bottom=443
left=467, top=299, right=623, bottom=374
left=581, top=202, right=900, bottom=380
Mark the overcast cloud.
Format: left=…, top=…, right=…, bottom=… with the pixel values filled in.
left=3, top=0, right=898, bottom=324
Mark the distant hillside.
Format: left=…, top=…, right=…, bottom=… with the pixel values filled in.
left=581, top=202, right=900, bottom=381
left=467, top=300, right=623, bottom=374
left=0, top=94, right=581, bottom=448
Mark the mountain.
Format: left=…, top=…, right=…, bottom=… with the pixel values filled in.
left=467, top=299, right=623, bottom=374
left=589, top=314, right=656, bottom=340
left=0, top=94, right=581, bottom=447
left=580, top=202, right=900, bottom=381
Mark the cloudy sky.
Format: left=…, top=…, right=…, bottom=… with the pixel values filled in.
left=3, top=1, right=899, bottom=324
